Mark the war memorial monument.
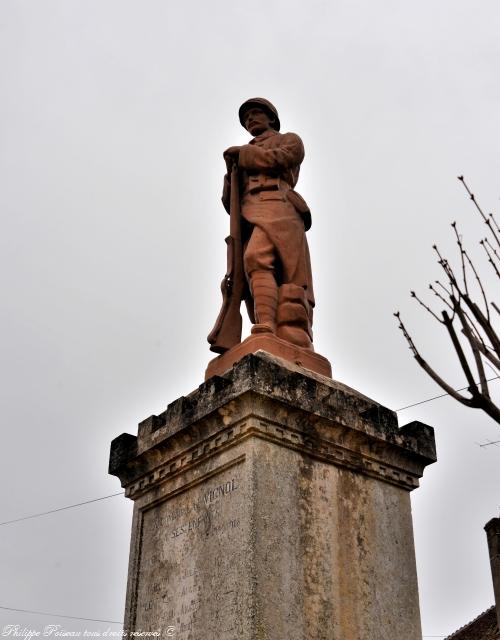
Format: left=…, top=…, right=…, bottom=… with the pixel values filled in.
left=109, top=98, right=437, bottom=639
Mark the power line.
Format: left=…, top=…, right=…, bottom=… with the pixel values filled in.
left=1, top=377, right=499, bottom=530
left=0, top=605, right=446, bottom=637
left=478, top=439, right=500, bottom=448
left=0, top=605, right=121, bottom=624
left=396, top=376, right=500, bottom=411
left=0, top=492, right=124, bottom=527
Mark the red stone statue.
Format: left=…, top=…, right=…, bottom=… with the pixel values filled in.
left=207, top=98, right=330, bottom=378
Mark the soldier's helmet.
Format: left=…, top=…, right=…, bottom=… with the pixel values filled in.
left=239, top=97, right=280, bottom=132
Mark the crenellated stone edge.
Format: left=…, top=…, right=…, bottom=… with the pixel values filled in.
left=109, top=351, right=436, bottom=497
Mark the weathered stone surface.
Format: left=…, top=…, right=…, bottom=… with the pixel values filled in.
left=205, top=335, right=332, bottom=379
left=110, top=352, right=436, bottom=639
left=485, top=518, right=500, bottom=634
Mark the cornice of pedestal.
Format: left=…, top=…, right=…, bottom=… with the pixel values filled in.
left=109, top=352, right=436, bottom=498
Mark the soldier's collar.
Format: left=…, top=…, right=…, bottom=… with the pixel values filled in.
left=250, top=129, right=278, bottom=144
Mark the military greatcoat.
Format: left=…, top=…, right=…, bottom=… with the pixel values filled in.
left=222, top=128, right=315, bottom=311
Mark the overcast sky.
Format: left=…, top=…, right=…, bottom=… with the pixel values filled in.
left=1, top=1, right=499, bottom=638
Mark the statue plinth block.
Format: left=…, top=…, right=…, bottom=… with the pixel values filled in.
left=206, top=333, right=332, bottom=380
left=109, top=353, right=436, bottom=640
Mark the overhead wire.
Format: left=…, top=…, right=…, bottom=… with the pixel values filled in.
left=0, top=605, right=447, bottom=636
left=0, top=605, right=121, bottom=624
left=0, top=382, right=495, bottom=637
left=395, top=375, right=500, bottom=411
left=0, top=407, right=484, bottom=638
left=0, top=492, right=124, bottom=526
left=3, top=376, right=500, bottom=528
left=0, top=606, right=446, bottom=636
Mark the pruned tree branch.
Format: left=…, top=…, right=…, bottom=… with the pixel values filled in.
left=410, top=290, right=443, bottom=322
left=442, top=308, right=478, bottom=395
left=481, top=238, right=500, bottom=278
left=395, top=311, right=481, bottom=407
left=429, top=283, right=454, bottom=311
left=458, top=175, right=500, bottom=249
left=466, top=333, right=500, bottom=371
left=454, top=303, right=489, bottom=398
left=396, top=177, right=500, bottom=424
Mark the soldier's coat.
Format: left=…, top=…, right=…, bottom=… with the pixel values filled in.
left=222, top=129, right=315, bottom=309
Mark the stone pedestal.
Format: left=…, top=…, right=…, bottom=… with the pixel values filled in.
left=205, top=334, right=332, bottom=379
left=109, top=352, right=436, bottom=640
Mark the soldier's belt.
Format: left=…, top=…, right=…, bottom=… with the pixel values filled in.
left=244, top=176, right=291, bottom=195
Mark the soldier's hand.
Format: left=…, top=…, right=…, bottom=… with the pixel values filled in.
left=223, top=146, right=241, bottom=164
left=224, top=155, right=233, bottom=173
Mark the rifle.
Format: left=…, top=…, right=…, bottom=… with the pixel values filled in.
left=207, top=162, right=245, bottom=353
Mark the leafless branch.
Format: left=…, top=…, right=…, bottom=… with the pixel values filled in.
left=458, top=175, right=500, bottom=250
left=410, top=290, right=443, bottom=323
left=489, top=212, right=500, bottom=234
left=452, top=221, right=469, bottom=293
left=434, top=245, right=462, bottom=297
left=481, top=238, right=500, bottom=279
left=483, top=237, right=500, bottom=267
left=442, top=309, right=478, bottom=394
left=434, top=280, right=452, bottom=298
left=462, top=245, right=490, bottom=320
left=396, top=178, right=500, bottom=424
left=429, top=283, right=454, bottom=311
left=394, top=312, right=420, bottom=357
left=466, top=332, right=500, bottom=371
left=455, top=303, right=489, bottom=398
left=461, top=294, right=500, bottom=360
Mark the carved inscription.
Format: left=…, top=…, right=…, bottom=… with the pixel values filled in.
left=134, top=463, right=246, bottom=638
left=170, top=512, right=211, bottom=539
left=203, top=478, right=237, bottom=505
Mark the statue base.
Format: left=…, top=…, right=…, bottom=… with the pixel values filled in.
left=109, top=352, right=436, bottom=640
left=206, top=333, right=332, bottom=380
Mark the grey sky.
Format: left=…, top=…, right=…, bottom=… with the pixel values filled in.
left=1, top=1, right=499, bottom=637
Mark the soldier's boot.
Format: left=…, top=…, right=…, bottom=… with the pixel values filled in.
left=276, top=283, right=314, bottom=350
left=250, top=271, right=278, bottom=335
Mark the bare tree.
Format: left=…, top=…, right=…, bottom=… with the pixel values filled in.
left=395, top=177, right=500, bottom=424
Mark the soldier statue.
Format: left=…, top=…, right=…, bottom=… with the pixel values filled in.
left=208, top=98, right=315, bottom=354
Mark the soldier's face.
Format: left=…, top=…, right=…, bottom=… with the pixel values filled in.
left=244, top=108, right=273, bottom=136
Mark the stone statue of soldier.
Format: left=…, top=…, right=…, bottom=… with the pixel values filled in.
left=209, top=97, right=315, bottom=353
